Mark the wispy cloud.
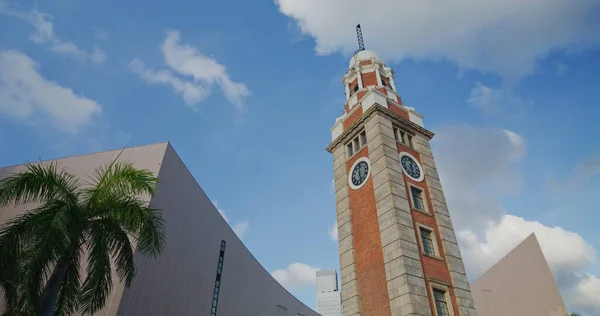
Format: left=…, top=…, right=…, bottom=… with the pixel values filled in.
left=129, top=58, right=208, bottom=107
left=328, top=220, right=338, bottom=241
left=0, top=50, right=101, bottom=133
left=467, top=83, right=534, bottom=117
left=212, top=200, right=250, bottom=239
left=555, top=62, right=569, bottom=75
left=547, top=152, right=600, bottom=193
left=130, top=30, right=250, bottom=111
left=0, top=2, right=106, bottom=64
left=272, top=263, right=319, bottom=290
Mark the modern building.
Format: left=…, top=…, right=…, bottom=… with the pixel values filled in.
left=326, top=45, right=478, bottom=315
left=470, top=233, right=569, bottom=316
left=316, top=270, right=342, bottom=316
left=0, top=142, right=319, bottom=316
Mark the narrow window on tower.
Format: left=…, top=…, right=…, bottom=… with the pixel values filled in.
left=393, top=125, right=413, bottom=148
left=419, top=227, right=436, bottom=256
left=410, top=186, right=426, bottom=212
left=210, top=240, right=226, bottom=316
left=349, top=83, right=359, bottom=96
left=346, top=130, right=368, bottom=158
left=433, top=289, right=450, bottom=316
left=381, top=76, right=392, bottom=89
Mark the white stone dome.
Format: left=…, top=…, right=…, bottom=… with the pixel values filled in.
left=349, top=50, right=380, bottom=68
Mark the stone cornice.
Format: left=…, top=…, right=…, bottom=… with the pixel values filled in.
left=326, top=105, right=434, bottom=153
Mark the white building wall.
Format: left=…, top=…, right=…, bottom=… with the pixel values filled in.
left=316, top=292, right=342, bottom=316
left=316, top=270, right=341, bottom=316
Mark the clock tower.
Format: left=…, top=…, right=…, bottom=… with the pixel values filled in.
left=326, top=28, right=478, bottom=316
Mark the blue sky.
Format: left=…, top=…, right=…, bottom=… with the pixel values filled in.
left=1, top=0, right=600, bottom=313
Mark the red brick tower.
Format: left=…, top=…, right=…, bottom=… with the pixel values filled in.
left=326, top=48, right=478, bottom=316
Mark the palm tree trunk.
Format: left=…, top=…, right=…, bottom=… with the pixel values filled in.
left=40, top=257, right=70, bottom=316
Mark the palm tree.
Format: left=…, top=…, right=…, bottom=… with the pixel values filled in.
left=0, top=160, right=165, bottom=315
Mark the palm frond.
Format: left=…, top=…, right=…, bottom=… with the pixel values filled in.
left=0, top=272, right=20, bottom=313
left=87, top=195, right=164, bottom=258
left=78, top=225, right=113, bottom=315
left=136, top=208, right=165, bottom=258
left=0, top=199, right=74, bottom=276
left=0, top=159, right=164, bottom=314
left=0, top=163, right=79, bottom=207
left=52, top=249, right=83, bottom=316
left=88, top=218, right=136, bottom=286
left=83, top=161, right=157, bottom=208
left=1, top=200, right=79, bottom=308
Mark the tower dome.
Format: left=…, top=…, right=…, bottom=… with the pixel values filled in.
left=349, top=50, right=380, bottom=68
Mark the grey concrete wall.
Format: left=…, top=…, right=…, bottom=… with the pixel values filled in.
left=116, top=144, right=318, bottom=316
left=470, top=234, right=568, bottom=316
left=0, top=143, right=318, bottom=316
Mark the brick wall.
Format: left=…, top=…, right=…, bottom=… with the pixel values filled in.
left=346, top=146, right=392, bottom=316
left=397, top=142, right=460, bottom=316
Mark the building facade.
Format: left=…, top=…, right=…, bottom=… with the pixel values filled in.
left=470, top=234, right=568, bottom=316
left=0, top=143, right=319, bottom=316
left=316, top=270, right=342, bottom=316
left=326, top=50, right=478, bottom=316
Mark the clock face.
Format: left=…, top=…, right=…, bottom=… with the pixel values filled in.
left=349, top=158, right=370, bottom=189
left=399, top=153, right=424, bottom=182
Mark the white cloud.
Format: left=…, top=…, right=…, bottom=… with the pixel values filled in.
left=434, top=124, right=600, bottom=311
left=211, top=200, right=249, bottom=240
left=275, top=0, right=600, bottom=82
left=0, top=4, right=106, bottom=64
left=129, top=58, right=208, bottom=107
left=89, top=46, right=107, bottom=64
left=232, top=221, right=250, bottom=240
left=467, top=83, right=534, bottom=116
left=0, top=50, right=101, bottom=133
left=328, top=220, right=338, bottom=241
left=433, top=125, right=525, bottom=233
left=131, top=31, right=250, bottom=111
left=566, top=273, right=600, bottom=310
left=272, top=262, right=319, bottom=289
left=459, top=215, right=596, bottom=278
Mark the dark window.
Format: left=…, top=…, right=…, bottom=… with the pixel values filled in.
left=420, top=227, right=435, bottom=256
left=411, top=186, right=424, bottom=211
left=393, top=126, right=413, bottom=148
left=433, top=289, right=450, bottom=316
left=346, top=130, right=367, bottom=157
left=381, top=77, right=389, bottom=87
left=360, top=131, right=367, bottom=146
left=210, top=240, right=226, bottom=316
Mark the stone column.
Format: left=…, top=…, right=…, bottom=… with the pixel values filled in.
left=366, top=113, right=432, bottom=316
left=333, top=144, right=361, bottom=316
